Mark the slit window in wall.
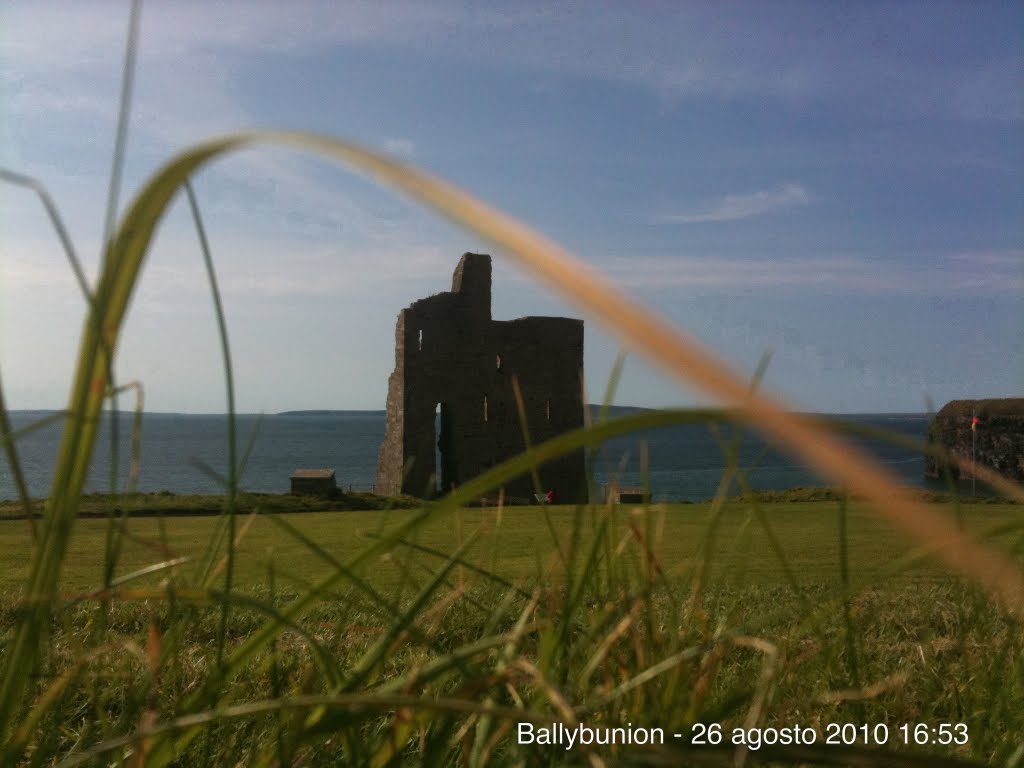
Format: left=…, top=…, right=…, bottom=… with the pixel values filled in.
left=483, top=395, right=488, bottom=422
left=418, top=329, right=423, bottom=351
left=545, top=399, right=551, bottom=422
left=496, top=354, right=502, bottom=371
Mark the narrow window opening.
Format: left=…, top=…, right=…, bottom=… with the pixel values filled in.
left=418, top=329, right=423, bottom=351
left=434, top=403, right=442, bottom=494
left=483, top=395, right=488, bottom=422
left=435, top=402, right=455, bottom=495
left=545, top=399, right=551, bottom=422
left=496, top=354, right=502, bottom=372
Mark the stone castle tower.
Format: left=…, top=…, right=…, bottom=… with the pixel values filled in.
left=375, top=253, right=586, bottom=502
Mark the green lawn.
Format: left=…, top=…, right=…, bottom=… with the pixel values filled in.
left=3, top=500, right=1019, bottom=595
left=4, top=498, right=1023, bottom=765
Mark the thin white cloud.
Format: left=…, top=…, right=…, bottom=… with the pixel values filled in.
left=381, top=138, right=415, bottom=157
left=0, top=229, right=95, bottom=295
left=599, top=254, right=860, bottom=289
left=0, top=255, right=83, bottom=297
left=0, top=4, right=812, bottom=110
left=4, top=2, right=1018, bottom=121
left=596, top=252, right=1024, bottom=296
left=944, top=249, right=1024, bottom=269
left=129, top=233, right=464, bottom=302
left=663, top=183, right=810, bottom=224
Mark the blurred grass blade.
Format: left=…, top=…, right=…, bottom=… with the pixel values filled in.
left=0, top=370, right=36, bottom=540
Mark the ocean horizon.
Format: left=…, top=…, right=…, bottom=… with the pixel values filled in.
left=2, top=407, right=946, bottom=503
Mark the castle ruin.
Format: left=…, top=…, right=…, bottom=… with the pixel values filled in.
left=375, top=253, right=586, bottom=502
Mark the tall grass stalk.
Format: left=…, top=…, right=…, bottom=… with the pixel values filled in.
left=99, top=0, right=142, bottom=598
left=0, top=372, right=35, bottom=541
left=184, top=179, right=240, bottom=670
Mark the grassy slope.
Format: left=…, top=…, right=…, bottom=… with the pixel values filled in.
left=1, top=500, right=1019, bottom=594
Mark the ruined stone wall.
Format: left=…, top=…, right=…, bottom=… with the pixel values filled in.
left=926, top=398, right=1024, bottom=483
left=488, top=317, right=585, bottom=500
left=375, top=253, right=586, bottom=502
left=374, top=311, right=407, bottom=495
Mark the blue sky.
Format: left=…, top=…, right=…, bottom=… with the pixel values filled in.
left=1, top=1, right=1021, bottom=413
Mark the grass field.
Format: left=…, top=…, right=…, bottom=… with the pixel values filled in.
left=2, top=498, right=1022, bottom=765
left=1, top=499, right=1020, bottom=595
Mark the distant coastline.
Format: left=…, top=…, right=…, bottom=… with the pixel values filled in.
left=8, top=407, right=933, bottom=418
left=277, top=409, right=386, bottom=416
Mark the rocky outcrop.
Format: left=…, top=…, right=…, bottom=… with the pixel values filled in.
left=926, top=398, right=1024, bottom=483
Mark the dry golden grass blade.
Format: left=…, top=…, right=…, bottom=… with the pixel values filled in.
left=316, top=134, right=1024, bottom=615
left=51, top=130, right=1024, bottom=621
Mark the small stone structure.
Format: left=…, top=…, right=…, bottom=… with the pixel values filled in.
left=290, top=468, right=337, bottom=496
left=926, top=398, right=1024, bottom=483
left=376, top=253, right=586, bottom=502
left=613, top=486, right=650, bottom=504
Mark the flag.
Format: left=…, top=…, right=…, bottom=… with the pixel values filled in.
left=971, top=415, right=979, bottom=432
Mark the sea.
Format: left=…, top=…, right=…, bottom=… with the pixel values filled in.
left=2, top=409, right=948, bottom=503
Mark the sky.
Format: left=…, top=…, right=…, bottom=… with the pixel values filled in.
left=1, top=0, right=1021, bottom=414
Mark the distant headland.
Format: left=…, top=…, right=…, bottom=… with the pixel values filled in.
left=927, top=398, right=1024, bottom=483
